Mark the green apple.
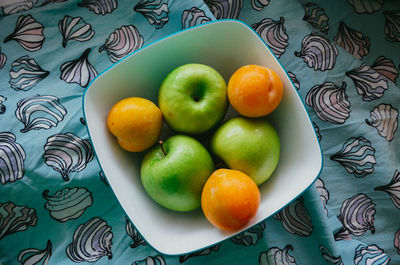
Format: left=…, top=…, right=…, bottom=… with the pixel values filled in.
left=211, top=117, right=280, bottom=185
left=158, top=63, right=227, bottom=134
left=140, top=135, right=214, bottom=212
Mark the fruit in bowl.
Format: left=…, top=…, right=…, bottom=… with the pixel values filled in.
left=211, top=117, right=280, bottom=186
left=140, top=135, right=214, bottom=212
left=158, top=63, right=228, bottom=134
left=201, top=168, right=260, bottom=231
left=86, top=20, right=324, bottom=255
left=107, top=97, right=162, bottom=152
left=228, top=65, right=283, bottom=118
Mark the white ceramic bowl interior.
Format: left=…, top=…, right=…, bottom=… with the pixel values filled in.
left=83, top=19, right=322, bottom=255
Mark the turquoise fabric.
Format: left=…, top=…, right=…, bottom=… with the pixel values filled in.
left=0, top=0, right=399, bottom=264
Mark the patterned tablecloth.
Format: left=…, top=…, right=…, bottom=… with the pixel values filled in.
left=0, top=0, right=399, bottom=264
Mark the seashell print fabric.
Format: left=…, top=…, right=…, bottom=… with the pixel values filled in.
left=0, top=202, right=37, bottom=240
left=4, top=15, right=45, bottom=52
left=333, top=21, right=370, bottom=60
left=58, top=16, right=95, bottom=48
left=0, top=132, right=26, bottom=184
left=0, top=46, right=6, bottom=70
left=337, top=193, right=376, bottom=237
left=366, top=104, right=398, bottom=142
left=59, top=48, right=98, bottom=87
left=252, top=17, right=289, bottom=58
left=346, top=63, right=388, bottom=101
left=181, top=7, right=212, bottom=29
left=274, top=197, right=313, bottom=237
left=78, top=0, right=118, bottom=15
left=305, top=82, right=351, bottom=124
left=330, top=136, right=376, bottom=177
left=43, top=187, right=93, bottom=222
left=125, top=217, right=146, bottom=248
left=179, top=244, right=220, bottom=263
left=375, top=170, right=400, bottom=209
left=9, top=56, right=49, bottom=91
left=1, top=0, right=37, bottom=15
left=295, top=33, right=338, bottom=71
left=134, top=0, right=169, bottom=29
left=42, top=132, right=94, bottom=181
left=17, top=240, right=52, bottom=265
left=204, top=0, right=243, bottom=20
left=99, top=25, right=144, bottom=63
left=66, top=217, right=113, bottom=262
left=15, top=95, right=67, bottom=133
left=259, top=245, right=297, bottom=265
left=303, top=3, right=329, bottom=34
left=354, top=244, right=390, bottom=265
left=1, top=0, right=400, bottom=264
left=319, top=245, right=343, bottom=265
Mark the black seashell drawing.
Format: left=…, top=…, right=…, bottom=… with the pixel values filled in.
left=305, top=82, right=350, bottom=124
left=312, top=121, right=322, bottom=141
left=17, top=240, right=52, bottom=265
left=395, top=229, right=400, bottom=255
left=0, top=96, right=6, bottom=114
left=1, top=0, right=37, bottom=15
left=346, top=64, right=388, bottom=101
left=78, top=0, right=117, bottom=15
left=287, top=71, right=300, bottom=90
left=204, top=0, right=243, bottom=19
left=259, top=245, right=297, bottom=265
left=274, top=197, right=313, bottom=237
left=133, top=255, right=166, bottom=265
left=179, top=244, right=220, bottom=263
left=330, top=136, right=376, bottom=177
left=42, top=132, right=94, bottom=181
left=337, top=193, right=376, bottom=237
left=315, top=178, right=329, bottom=215
left=320, top=245, right=343, bottom=265
left=371, top=56, right=398, bottom=84
left=383, top=10, right=400, bottom=42
left=4, top=15, right=45, bottom=52
left=0, top=201, right=37, bottom=240
left=375, top=170, right=400, bottom=209
left=347, top=0, right=383, bottom=14
left=66, top=217, right=113, bottom=262
left=134, top=0, right=169, bottom=29
left=15, top=94, right=67, bottom=133
left=0, top=46, right=6, bottom=70
left=0, top=132, right=26, bottom=184
left=333, top=21, right=370, bottom=59
left=99, top=25, right=143, bottom=63
left=125, top=217, right=146, bottom=248
left=9, top=56, right=49, bottom=91
left=354, top=244, right=390, bottom=265
left=58, top=16, right=95, bottom=48
left=43, top=187, right=93, bottom=222
left=252, top=17, right=289, bottom=59
left=295, top=33, right=338, bottom=71
left=60, top=48, right=98, bottom=88
left=181, top=7, right=212, bottom=29
left=366, top=104, right=398, bottom=142
left=230, top=222, right=266, bottom=246
left=251, top=0, right=269, bottom=11
left=303, top=2, right=329, bottom=34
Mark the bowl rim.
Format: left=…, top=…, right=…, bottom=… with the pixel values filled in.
left=82, top=18, right=324, bottom=256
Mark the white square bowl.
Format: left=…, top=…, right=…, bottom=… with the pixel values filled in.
left=83, top=19, right=322, bottom=255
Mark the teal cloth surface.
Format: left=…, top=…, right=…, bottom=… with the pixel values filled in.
left=0, top=0, right=399, bottom=264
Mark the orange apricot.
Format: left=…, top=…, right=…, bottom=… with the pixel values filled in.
left=107, top=97, right=162, bottom=152
left=228, top=65, right=283, bottom=117
left=201, top=168, right=260, bottom=231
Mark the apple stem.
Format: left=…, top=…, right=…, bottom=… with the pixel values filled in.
left=159, top=140, right=167, bottom=156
